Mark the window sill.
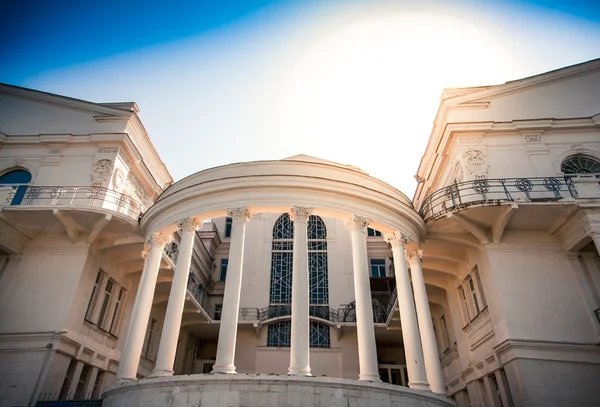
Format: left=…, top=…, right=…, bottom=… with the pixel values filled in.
left=84, top=318, right=118, bottom=339
left=462, top=306, right=489, bottom=333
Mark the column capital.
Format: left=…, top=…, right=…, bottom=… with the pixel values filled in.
left=289, top=207, right=312, bottom=223
left=145, top=233, right=172, bottom=249
left=384, top=231, right=410, bottom=248
left=346, top=215, right=370, bottom=232
left=227, top=207, right=250, bottom=223
left=405, top=250, right=424, bottom=264
left=177, top=217, right=202, bottom=233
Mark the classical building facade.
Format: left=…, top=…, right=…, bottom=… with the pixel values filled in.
left=0, top=59, right=598, bottom=407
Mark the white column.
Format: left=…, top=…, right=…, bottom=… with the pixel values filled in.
left=212, top=207, right=250, bottom=374
left=384, top=232, right=429, bottom=391
left=151, top=217, right=201, bottom=377
left=117, top=232, right=172, bottom=381
left=288, top=207, right=312, bottom=376
left=347, top=215, right=381, bottom=381
left=407, top=250, right=446, bottom=394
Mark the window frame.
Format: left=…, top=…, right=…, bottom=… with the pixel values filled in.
left=219, top=259, right=228, bottom=281
left=370, top=258, right=387, bottom=277
left=225, top=217, right=233, bottom=238
left=142, top=318, right=158, bottom=360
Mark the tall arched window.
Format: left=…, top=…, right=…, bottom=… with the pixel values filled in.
left=0, top=169, right=32, bottom=205
left=561, top=155, right=600, bottom=174
left=267, top=214, right=331, bottom=348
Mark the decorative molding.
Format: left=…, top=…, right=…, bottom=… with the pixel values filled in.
left=125, top=173, right=148, bottom=204
left=91, top=159, right=112, bottom=183
left=289, top=206, right=312, bottom=223
left=112, top=168, right=125, bottom=190
left=405, top=249, right=423, bottom=263
left=97, top=147, right=119, bottom=153
left=523, top=134, right=542, bottom=143
left=145, top=233, right=172, bottom=249
left=47, top=147, right=63, bottom=155
left=178, top=217, right=202, bottom=233
left=227, top=207, right=250, bottom=223
left=463, top=150, right=488, bottom=180
left=452, top=161, right=464, bottom=183
left=346, top=215, right=369, bottom=232
left=384, top=231, right=409, bottom=247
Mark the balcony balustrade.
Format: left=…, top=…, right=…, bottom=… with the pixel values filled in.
left=419, top=175, right=600, bottom=222
left=0, top=185, right=145, bottom=221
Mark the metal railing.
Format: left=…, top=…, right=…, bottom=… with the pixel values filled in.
left=35, top=400, right=102, bottom=407
left=186, top=273, right=214, bottom=317
left=255, top=304, right=340, bottom=323
left=418, top=176, right=598, bottom=222
left=0, top=185, right=146, bottom=221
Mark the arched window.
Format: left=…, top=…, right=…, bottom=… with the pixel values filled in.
left=0, top=169, right=32, bottom=205
left=267, top=213, right=330, bottom=348
left=561, top=155, right=600, bottom=174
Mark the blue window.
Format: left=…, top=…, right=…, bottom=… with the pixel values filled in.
left=267, top=321, right=330, bottom=348
left=0, top=169, right=32, bottom=205
left=225, top=217, right=232, bottom=238
left=219, top=259, right=228, bottom=281
left=308, top=216, right=328, bottom=304
left=367, top=227, right=382, bottom=237
left=370, top=259, right=386, bottom=277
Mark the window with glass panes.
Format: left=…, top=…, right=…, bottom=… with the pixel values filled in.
left=370, top=259, right=386, bottom=277
left=268, top=214, right=330, bottom=348
left=219, top=259, right=228, bottom=281
left=85, top=270, right=104, bottom=321
left=142, top=318, right=157, bottom=359
left=267, top=320, right=330, bottom=348
left=97, top=279, right=114, bottom=328
left=225, top=217, right=232, bottom=237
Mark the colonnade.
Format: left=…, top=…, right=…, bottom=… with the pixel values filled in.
left=116, top=207, right=446, bottom=394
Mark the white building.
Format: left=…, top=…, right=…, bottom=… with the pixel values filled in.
left=0, top=59, right=599, bottom=407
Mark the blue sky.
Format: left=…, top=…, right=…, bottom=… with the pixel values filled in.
left=2, top=0, right=600, bottom=196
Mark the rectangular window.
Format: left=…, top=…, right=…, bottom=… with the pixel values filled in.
left=225, top=217, right=232, bottom=238
left=97, top=279, right=114, bottom=328
left=441, top=315, right=451, bottom=350
left=142, top=318, right=157, bottom=359
left=219, top=259, right=228, bottom=281
left=91, top=370, right=105, bottom=399
left=370, top=259, right=386, bottom=277
left=459, top=286, right=472, bottom=323
left=109, top=288, right=125, bottom=334
left=491, top=374, right=504, bottom=407
left=467, top=276, right=481, bottom=316
left=367, top=227, right=382, bottom=237
left=85, top=270, right=104, bottom=321
left=74, top=364, right=91, bottom=399
left=473, top=267, right=487, bottom=308
left=214, top=304, right=222, bottom=320
left=59, top=358, right=77, bottom=399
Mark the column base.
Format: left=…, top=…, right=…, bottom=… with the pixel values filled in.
left=358, top=373, right=382, bottom=382
left=211, top=365, right=237, bottom=374
left=408, top=381, right=431, bottom=392
left=288, top=367, right=312, bottom=376
left=116, top=377, right=137, bottom=383
left=149, top=369, right=174, bottom=378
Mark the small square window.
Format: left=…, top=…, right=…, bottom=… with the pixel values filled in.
left=214, top=304, right=222, bottom=320
left=367, top=227, right=382, bottom=237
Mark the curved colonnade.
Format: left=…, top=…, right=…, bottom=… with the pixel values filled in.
left=110, top=158, right=448, bottom=405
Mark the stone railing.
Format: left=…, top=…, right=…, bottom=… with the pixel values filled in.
left=0, top=185, right=145, bottom=221
left=419, top=175, right=600, bottom=222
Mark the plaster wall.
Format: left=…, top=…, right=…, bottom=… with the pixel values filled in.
left=486, top=244, right=597, bottom=343
left=445, top=70, right=600, bottom=124
left=0, top=235, right=90, bottom=333
left=0, top=93, right=128, bottom=136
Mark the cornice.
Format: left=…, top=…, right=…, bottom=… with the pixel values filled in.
left=0, top=83, right=132, bottom=117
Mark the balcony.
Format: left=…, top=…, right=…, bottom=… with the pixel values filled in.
left=419, top=175, right=600, bottom=222
left=0, top=185, right=146, bottom=222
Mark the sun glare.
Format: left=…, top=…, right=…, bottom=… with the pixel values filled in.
left=277, top=12, right=519, bottom=189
